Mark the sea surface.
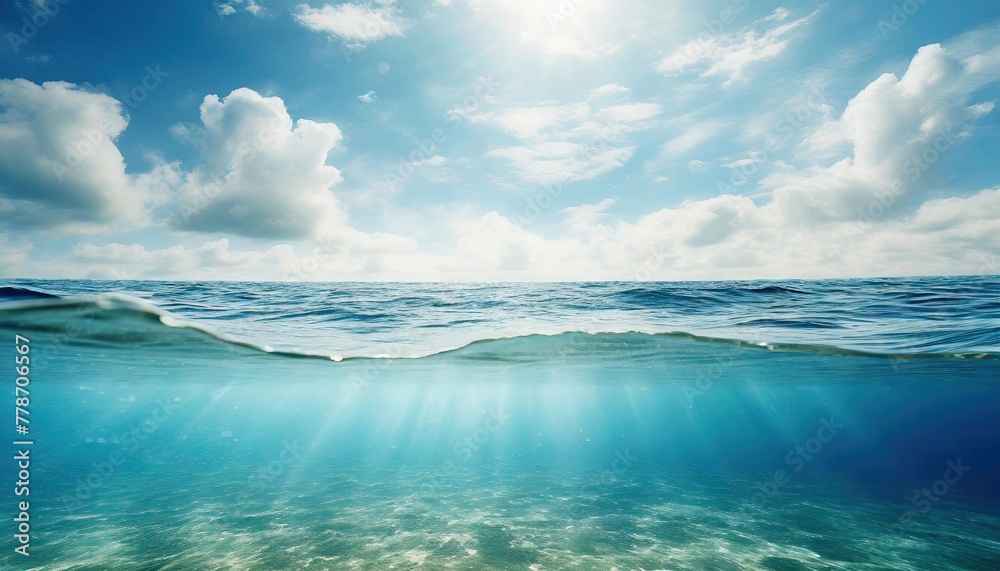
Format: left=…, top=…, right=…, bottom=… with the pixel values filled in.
left=1, top=277, right=999, bottom=570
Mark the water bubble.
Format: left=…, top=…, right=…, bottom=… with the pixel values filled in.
left=378, top=62, right=390, bottom=74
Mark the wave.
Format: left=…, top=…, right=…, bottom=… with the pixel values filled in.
left=0, top=285, right=60, bottom=300
left=1, top=288, right=997, bottom=363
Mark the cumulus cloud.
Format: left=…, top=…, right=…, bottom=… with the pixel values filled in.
left=294, top=2, right=407, bottom=49
left=764, top=40, right=1000, bottom=222
left=655, top=8, right=819, bottom=88
left=14, top=183, right=999, bottom=280
left=0, top=79, right=148, bottom=231
left=419, top=187, right=998, bottom=280
left=5, top=26, right=999, bottom=282
left=169, top=88, right=346, bottom=240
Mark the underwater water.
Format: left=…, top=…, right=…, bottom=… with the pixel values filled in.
left=1, top=277, right=999, bottom=570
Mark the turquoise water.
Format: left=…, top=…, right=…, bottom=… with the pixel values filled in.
left=1, top=278, right=999, bottom=569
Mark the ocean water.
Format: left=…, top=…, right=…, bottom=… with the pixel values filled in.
left=1, top=277, right=999, bottom=570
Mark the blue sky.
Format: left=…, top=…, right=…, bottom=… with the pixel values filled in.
left=1, top=0, right=999, bottom=280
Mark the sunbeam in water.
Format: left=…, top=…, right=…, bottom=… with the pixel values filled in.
left=1, top=278, right=999, bottom=570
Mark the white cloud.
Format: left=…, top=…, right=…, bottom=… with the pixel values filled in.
left=766, top=7, right=791, bottom=22
left=0, top=237, right=31, bottom=276
left=589, top=83, right=631, bottom=99
left=766, top=39, right=1000, bottom=222
left=655, top=8, right=820, bottom=88
left=596, top=103, right=662, bottom=123
left=169, top=88, right=346, bottom=240
left=294, top=2, right=407, bottom=48
left=661, top=120, right=726, bottom=155
left=488, top=142, right=635, bottom=185
left=357, top=184, right=981, bottom=280
left=472, top=100, right=661, bottom=184
left=0, top=79, right=147, bottom=231
left=11, top=184, right=999, bottom=280
left=429, top=188, right=998, bottom=280
left=515, top=32, right=621, bottom=61
left=218, top=0, right=262, bottom=17
left=724, top=158, right=755, bottom=169
left=560, top=198, right=617, bottom=229
left=66, top=239, right=297, bottom=280
left=471, top=103, right=591, bottom=139
left=412, top=154, right=447, bottom=167
left=357, top=90, right=376, bottom=103
left=6, top=26, right=1000, bottom=282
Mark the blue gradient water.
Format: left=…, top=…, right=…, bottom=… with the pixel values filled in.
left=1, top=277, right=998, bottom=569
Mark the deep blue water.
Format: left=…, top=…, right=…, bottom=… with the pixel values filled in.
left=1, top=277, right=999, bottom=569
